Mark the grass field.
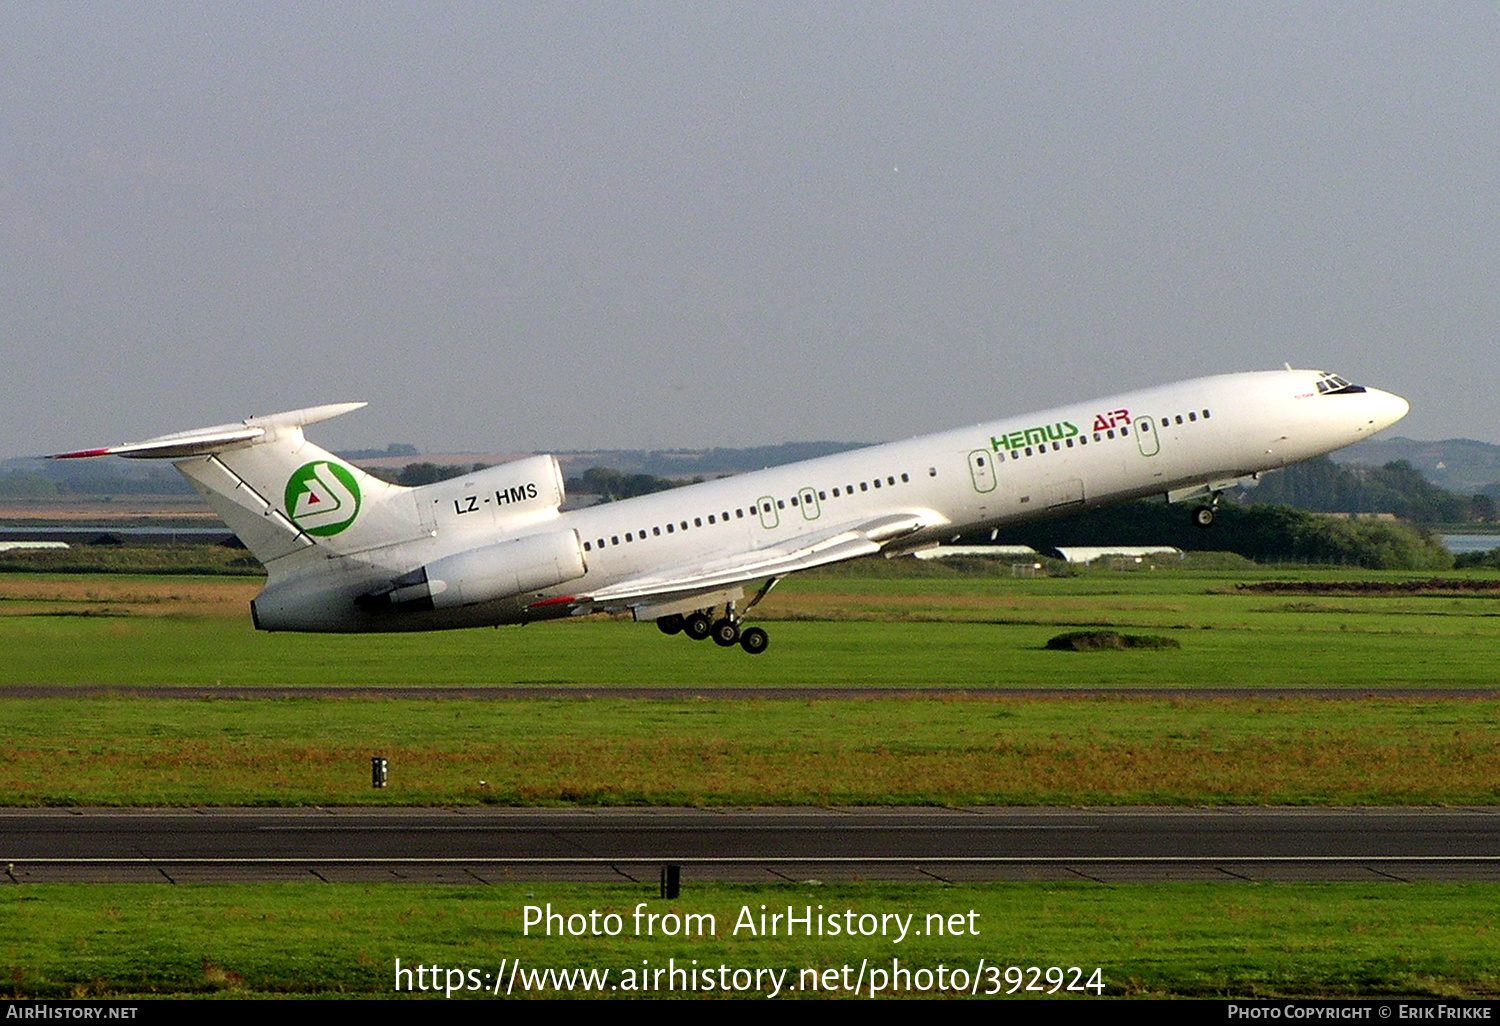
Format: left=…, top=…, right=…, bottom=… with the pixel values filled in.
left=0, top=562, right=1497, bottom=805
left=3, top=881, right=1497, bottom=999
left=3, top=559, right=1499, bottom=998
left=3, top=561, right=1500, bottom=690
left=2, top=562, right=1499, bottom=805
left=2, top=695, right=1499, bottom=806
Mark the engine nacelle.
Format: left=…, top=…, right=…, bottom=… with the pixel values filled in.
left=357, top=529, right=587, bottom=612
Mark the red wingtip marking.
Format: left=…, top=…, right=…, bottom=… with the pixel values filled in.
left=528, top=595, right=579, bottom=609
left=49, top=448, right=112, bottom=460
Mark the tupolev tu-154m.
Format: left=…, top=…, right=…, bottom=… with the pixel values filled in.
left=54, top=368, right=1408, bottom=653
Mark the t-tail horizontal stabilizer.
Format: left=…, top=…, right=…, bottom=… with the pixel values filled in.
left=47, top=402, right=419, bottom=572
left=50, top=403, right=367, bottom=461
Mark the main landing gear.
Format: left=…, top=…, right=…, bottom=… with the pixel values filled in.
left=656, top=603, right=769, bottom=655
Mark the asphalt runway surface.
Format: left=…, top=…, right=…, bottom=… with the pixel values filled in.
left=3, top=807, right=1498, bottom=884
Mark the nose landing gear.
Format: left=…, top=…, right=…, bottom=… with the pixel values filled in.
left=1191, top=490, right=1227, bottom=529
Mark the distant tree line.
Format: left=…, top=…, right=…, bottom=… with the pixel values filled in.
left=354, top=463, right=691, bottom=497
left=335, top=444, right=419, bottom=461
left=564, top=467, right=698, bottom=502
left=0, top=469, right=192, bottom=497
left=983, top=501, right=1453, bottom=570
left=362, top=462, right=491, bottom=487
left=1249, top=457, right=1496, bottom=524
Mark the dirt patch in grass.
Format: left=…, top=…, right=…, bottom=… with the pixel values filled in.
left=1047, top=630, right=1181, bottom=651
left=0, top=578, right=259, bottom=618
left=1237, top=579, right=1500, bottom=596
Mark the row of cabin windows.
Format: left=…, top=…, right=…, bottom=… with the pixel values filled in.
left=1163, top=408, right=1212, bottom=425
left=580, top=471, right=916, bottom=552
left=994, top=409, right=1213, bottom=461
left=997, top=428, right=1114, bottom=461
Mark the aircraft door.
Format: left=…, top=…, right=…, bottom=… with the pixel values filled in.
left=968, top=450, right=998, bottom=493
left=756, top=495, right=780, bottom=530
left=1135, top=416, right=1160, bottom=457
left=798, top=487, right=821, bottom=520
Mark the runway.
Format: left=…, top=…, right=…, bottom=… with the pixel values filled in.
left=4, top=807, right=1499, bottom=884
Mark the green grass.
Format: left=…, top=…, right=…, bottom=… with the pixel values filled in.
left=2, top=695, right=1499, bottom=806
left=3, top=566, right=1500, bottom=805
left=3, top=565, right=1500, bottom=689
left=3, top=565, right=1499, bottom=1000
left=0, top=546, right=262, bottom=575
left=3, top=882, right=1497, bottom=998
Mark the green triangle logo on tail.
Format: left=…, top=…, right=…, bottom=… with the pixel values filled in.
left=285, top=461, right=362, bottom=536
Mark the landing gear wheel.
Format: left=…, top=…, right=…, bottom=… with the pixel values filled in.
left=683, top=612, right=714, bottom=641
left=656, top=614, right=684, bottom=636
left=1192, top=506, right=1216, bottom=529
left=711, top=618, right=741, bottom=647
left=739, top=626, right=769, bottom=655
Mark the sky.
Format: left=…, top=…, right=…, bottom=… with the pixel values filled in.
left=2, top=3, right=1497, bottom=457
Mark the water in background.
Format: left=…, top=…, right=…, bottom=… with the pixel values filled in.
left=1441, top=534, right=1500, bottom=554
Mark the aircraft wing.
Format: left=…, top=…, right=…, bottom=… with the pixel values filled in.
left=569, top=510, right=946, bottom=612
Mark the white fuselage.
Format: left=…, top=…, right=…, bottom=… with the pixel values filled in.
left=248, top=369, right=1408, bottom=632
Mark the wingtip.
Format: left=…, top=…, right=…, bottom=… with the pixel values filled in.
left=48, top=447, right=114, bottom=460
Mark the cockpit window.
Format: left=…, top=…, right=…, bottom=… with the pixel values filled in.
left=1315, top=372, right=1366, bottom=395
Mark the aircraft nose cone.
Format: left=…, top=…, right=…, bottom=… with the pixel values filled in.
left=1367, top=388, right=1409, bottom=431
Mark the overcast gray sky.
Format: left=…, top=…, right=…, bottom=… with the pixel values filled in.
left=3, top=2, right=1496, bottom=456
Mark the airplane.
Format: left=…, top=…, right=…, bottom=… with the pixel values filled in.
left=53, top=368, right=1408, bottom=653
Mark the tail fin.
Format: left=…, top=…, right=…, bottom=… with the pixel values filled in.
left=54, top=404, right=427, bottom=571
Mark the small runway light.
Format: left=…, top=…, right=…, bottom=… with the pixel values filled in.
left=660, top=864, right=680, bottom=899
left=371, top=756, right=388, bottom=789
